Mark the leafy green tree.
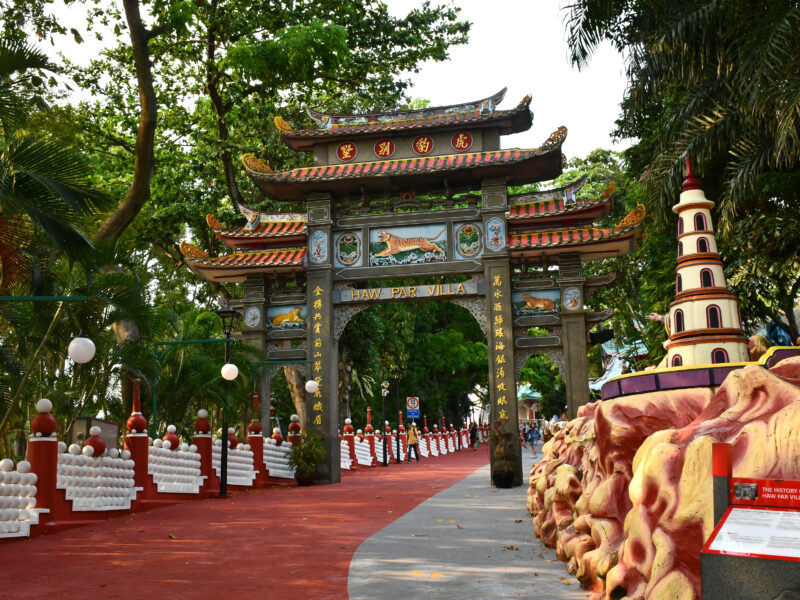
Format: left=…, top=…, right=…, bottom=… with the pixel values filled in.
left=563, top=0, right=800, bottom=339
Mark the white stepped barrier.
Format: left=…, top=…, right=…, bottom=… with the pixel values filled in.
left=429, top=437, right=439, bottom=457
left=389, top=436, right=406, bottom=462
left=212, top=441, right=256, bottom=486
left=375, top=439, right=390, bottom=463
left=263, top=438, right=294, bottom=479
left=447, top=436, right=456, bottom=452
left=148, top=441, right=203, bottom=494
left=461, top=432, right=469, bottom=447
left=0, top=458, right=40, bottom=538
left=354, top=438, right=373, bottom=467
left=438, top=437, right=447, bottom=455
left=57, top=445, right=137, bottom=511
left=340, top=439, right=352, bottom=470
left=418, top=437, right=429, bottom=458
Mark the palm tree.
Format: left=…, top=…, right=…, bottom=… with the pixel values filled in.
left=0, top=40, right=104, bottom=293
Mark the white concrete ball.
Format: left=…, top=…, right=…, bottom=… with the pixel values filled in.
left=167, top=425, right=176, bottom=434
left=273, top=427, right=280, bottom=434
left=108, top=448, right=119, bottom=459
left=153, top=439, right=162, bottom=448
left=89, top=426, right=102, bottom=437
left=290, top=414, right=299, bottom=422
left=121, top=450, right=131, bottom=460
left=162, top=440, right=172, bottom=450
left=228, top=427, right=235, bottom=434
left=36, top=398, right=53, bottom=413
left=16, top=461, right=30, bottom=474
left=57, top=441, right=67, bottom=453
left=198, top=409, right=209, bottom=419
left=82, top=446, right=94, bottom=457
left=0, top=459, right=13, bottom=472
left=189, top=445, right=197, bottom=453
left=68, top=444, right=81, bottom=455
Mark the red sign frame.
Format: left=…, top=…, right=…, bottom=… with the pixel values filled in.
left=374, top=139, right=395, bottom=159
left=702, top=505, right=800, bottom=563
left=451, top=131, right=473, bottom=152
left=412, top=135, right=434, bottom=156
left=729, top=477, right=800, bottom=509
left=336, top=142, right=358, bottom=162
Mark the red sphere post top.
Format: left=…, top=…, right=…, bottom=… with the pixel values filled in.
left=31, top=399, right=57, bottom=438
left=162, top=424, right=180, bottom=450
left=343, top=418, right=354, bottom=435
left=248, top=419, right=263, bottom=435
left=227, top=427, right=238, bottom=449
left=422, top=415, right=429, bottom=434
left=271, top=427, right=284, bottom=446
left=194, top=408, right=211, bottom=434
left=84, top=425, right=106, bottom=457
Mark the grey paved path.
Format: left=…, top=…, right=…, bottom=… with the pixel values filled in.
left=348, top=449, right=588, bottom=600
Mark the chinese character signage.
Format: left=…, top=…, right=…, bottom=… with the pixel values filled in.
left=310, top=284, right=326, bottom=427
left=374, top=139, right=395, bottom=159
left=492, top=272, right=510, bottom=421
left=451, top=131, right=473, bottom=152
left=412, top=135, right=434, bottom=156
left=336, top=142, right=357, bottom=162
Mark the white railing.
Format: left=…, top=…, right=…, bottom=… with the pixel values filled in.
left=429, top=437, right=439, bottom=457
left=148, top=441, right=203, bottom=494
left=389, top=436, right=406, bottom=462
left=418, top=437, right=429, bottom=458
left=340, top=439, right=352, bottom=470
left=354, top=438, right=373, bottom=467
left=447, top=436, right=456, bottom=453
left=57, top=446, right=137, bottom=511
left=0, top=458, right=40, bottom=538
left=263, top=439, right=294, bottom=479
left=212, top=441, right=256, bottom=486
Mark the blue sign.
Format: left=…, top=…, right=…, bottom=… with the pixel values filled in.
left=406, top=409, right=419, bottom=419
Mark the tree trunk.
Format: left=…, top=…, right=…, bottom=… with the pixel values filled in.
left=94, top=0, right=158, bottom=242
left=283, top=365, right=307, bottom=429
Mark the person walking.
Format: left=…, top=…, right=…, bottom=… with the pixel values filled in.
left=407, top=422, right=420, bottom=463
left=529, top=424, right=541, bottom=457
left=469, top=422, right=478, bottom=451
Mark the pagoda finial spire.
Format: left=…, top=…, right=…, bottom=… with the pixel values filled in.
left=682, top=157, right=701, bottom=192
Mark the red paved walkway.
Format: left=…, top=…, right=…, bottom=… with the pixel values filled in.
left=1, top=447, right=489, bottom=599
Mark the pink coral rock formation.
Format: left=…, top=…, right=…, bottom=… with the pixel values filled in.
left=528, top=356, right=800, bottom=599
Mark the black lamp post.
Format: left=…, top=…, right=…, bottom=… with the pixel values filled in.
left=217, top=303, right=240, bottom=498
left=380, top=378, right=389, bottom=466
left=392, top=367, right=401, bottom=464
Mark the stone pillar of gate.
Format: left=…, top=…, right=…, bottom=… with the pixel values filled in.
left=557, top=252, right=590, bottom=419
left=481, top=177, right=522, bottom=487
left=305, top=192, right=340, bottom=484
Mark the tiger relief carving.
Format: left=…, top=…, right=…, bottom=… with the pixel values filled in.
left=522, top=294, right=556, bottom=311
left=373, top=230, right=445, bottom=257
left=272, top=307, right=304, bottom=326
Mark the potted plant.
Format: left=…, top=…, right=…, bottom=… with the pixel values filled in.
left=288, top=430, right=326, bottom=486
left=490, top=419, right=515, bottom=488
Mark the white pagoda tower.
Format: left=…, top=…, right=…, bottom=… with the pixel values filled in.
left=665, top=159, right=749, bottom=367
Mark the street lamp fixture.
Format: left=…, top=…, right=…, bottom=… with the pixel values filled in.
left=216, top=302, right=240, bottom=498
left=67, top=330, right=95, bottom=364
left=392, top=367, right=401, bottom=464
left=381, top=379, right=390, bottom=466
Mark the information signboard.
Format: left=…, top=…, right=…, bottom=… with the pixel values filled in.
left=728, top=478, right=800, bottom=508
left=703, top=506, right=800, bottom=562
left=406, top=396, right=419, bottom=419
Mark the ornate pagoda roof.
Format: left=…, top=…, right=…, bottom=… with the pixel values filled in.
left=179, top=241, right=306, bottom=282
left=243, top=127, right=567, bottom=201
left=276, top=88, right=532, bottom=151
left=508, top=204, right=645, bottom=261
left=509, top=175, right=588, bottom=205
left=507, top=182, right=615, bottom=229
left=206, top=214, right=307, bottom=249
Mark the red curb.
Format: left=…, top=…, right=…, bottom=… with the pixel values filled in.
left=0, top=447, right=489, bottom=599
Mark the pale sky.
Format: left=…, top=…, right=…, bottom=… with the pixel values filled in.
left=386, top=0, right=631, bottom=159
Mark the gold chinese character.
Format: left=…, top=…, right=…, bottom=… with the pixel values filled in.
left=314, top=338, right=322, bottom=348
left=493, top=289, right=502, bottom=299
left=313, top=414, right=322, bottom=425
left=494, top=315, right=503, bottom=326
left=495, top=354, right=506, bottom=365
left=499, top=409, right=508, bottom=420
left=453, top=133, right=470, bottom=150
left=493, top=274, right=502, bottom=287
left=313, top=299, right=322, bottom=309
left=414, top=136, right=432, bottom=154
left=495, top=341, right=505, bottom=352
left=338, top=143, right=355, bottom=160
left=314, top=322, right=322, bottom=334
left=314, top=286, right=323, bottom=296
left=314, top=360, right=322, bottom=372
left=313, top=351, right=322, bottom=358
left=494, top=327, right=504, bottom=339
left=493, top=302, right=502, bottom=312
left=376, top=140, right=393, bottom=157
left=313, top=401, right=323, bottom=412
left=496, top=366, right=505, bottom=379
left=315, top=376, right=322, bottom=384
left=497, top=382, right=507, bottom=392
left=497, top=396, right=508, bottom=406
left=314, top=390, right=322, bottom=399
left=313, top=312, right=322, bottom=321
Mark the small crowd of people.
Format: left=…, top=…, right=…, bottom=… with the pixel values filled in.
left=520, top=414, right=567, bottom=457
